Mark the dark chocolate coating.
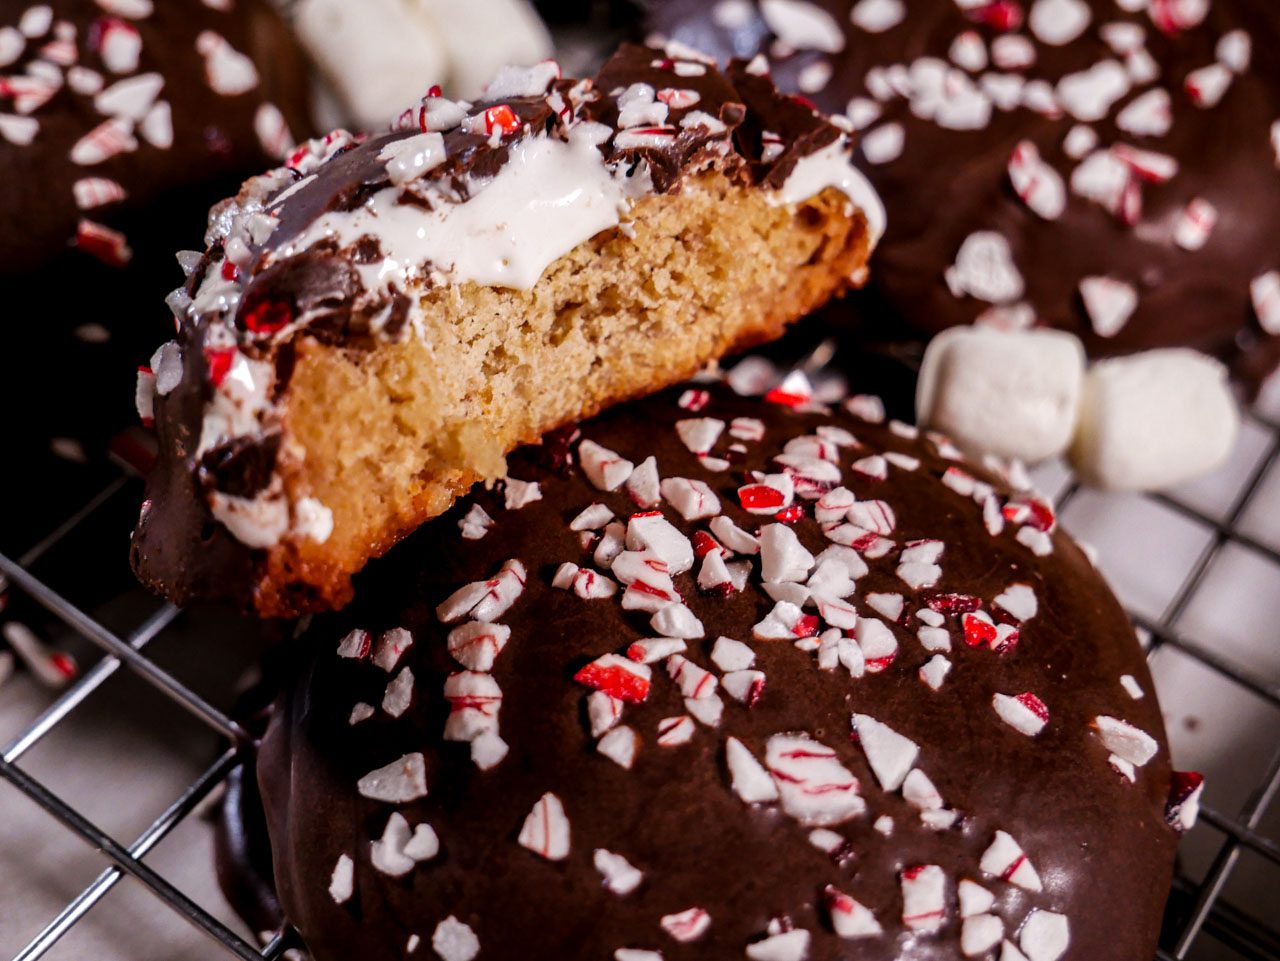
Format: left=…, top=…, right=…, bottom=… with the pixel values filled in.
left=646, top=0, right=1280, bottom=392
left=251, top=383, right=1178, bottom=960
left=129, top=43, right=860, bottom=614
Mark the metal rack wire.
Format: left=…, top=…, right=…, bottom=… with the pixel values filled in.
left=1, top=401, right=1277, bottom=961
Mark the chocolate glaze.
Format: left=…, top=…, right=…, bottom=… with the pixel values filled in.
left=645, top=0, right=1280, bottom=393
left=130, top=43, right=865, bottom=614
left=240, top=383, right=1178, bottom=960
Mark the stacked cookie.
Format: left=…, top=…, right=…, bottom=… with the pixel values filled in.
left=648, top=0, right=1280, bottom=487
left=117, top=28, right=1202, bottom=961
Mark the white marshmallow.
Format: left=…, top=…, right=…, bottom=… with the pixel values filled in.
left=1069, top=349, right=1238, bottom=491
left=412, top=0, right=553, bottom=100
left=293, top=0, right=451, bottom=130
left=292, top=0, right=552, bottom=128
left=917, top=326, right=1084, bottom=463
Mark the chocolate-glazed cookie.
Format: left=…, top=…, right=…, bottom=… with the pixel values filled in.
left=241, top=380, right=1194, bottom=961
left=645, top=0, right=1280, bottom=393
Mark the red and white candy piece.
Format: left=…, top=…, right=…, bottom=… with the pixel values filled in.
left=919, top=655, right=951, bottom=690
left=93, top=16, right=140, bottom=73
left=196, top=30, right=260, bottom=96
left=992, top=692, right=1049, bottom=736
left=1028, top=0, right=1089, bottom=45
left=765, top=733, right=864, bottom=826
left=739, top=474, right=795, bottom=515
left=666, top=654, right=717, bottom=699
left=764, top=370, right=814, bottom=408
left=903, top=768, right=945, bottom=811
left=746, top=929, right=810, bottom=961
left=1174, top=197, right=1217, bottom=251
left=855, top=617, right=898, bottom=673
left=1056, top=60, right=1130, bottom=123
left=594, top=849, right=643, bottom=895
left=824, top=885, right=882, bottom=939
left=518, top=792, right=570, bottom=861
left=447, top=622, right=509, bottom=672
left=356, top=752, right=427, bottom=803
left=962, top=914, right=1006, bottom=957
left=503, top=477, right=542, bottom=510
left=436, top=559, right=527, bottom=623
left=74, top=219, right=131, bottom=266
left=627, top=637, right=686, bottom=664
left=443, top=672, right=502, bottom=741
left=759, top=523, right=815, bottom=583
left=1251, top=271, right=1280, bottom=335
left=1094, top=715, right=1157, bottom=766
left=458, top=503, right=493, bottom=540
left=597, top=725, right=639, bottom=769
left=627, top=513, right=694, bottom=573
left=711, top=637, right=755, bottom=672
left=661, top=478, right=720, bottom=521
left=1020, top=910, right=1070, bottom=961
left=1116, top=88, right=1172, bottom=137
left=660, top=907, right=711, bottom=943
left=0, top=113, right=38, bottom=146
left=614, top=952, right=661, bottom=961
left=897, top=540, right=943, bottom=590
left=587, top=691, right=624, bottom=738
left=626, top=457, right=661, bottom=508
left=980, top=830, right=1042, bottom=891
left=959, top=879, right=995, bottom=918
left=1165, top=771, right=1204, bottom=832
left=651, top=602, right=704, bottom=639
left=726, top=736, right=780, bottom=804
left=575, top=654, right=651, bottom=704
left=753, top=601, right=817, bottom=641
left=945, top=231, right=1025, bottom=304
left=697, top=551, right=735, bottom=595
left=70, top=117, right=136, bottom=165
left=1184, top=63, right=1231, bottom=108
left=580, top=440, right=634, bottom=491
left=675, top=417, right=724, bottom=455
left=656, top=715, right=696, bottom=747
left=72, top=176, right=127, bottom=210
left=381, top=668, right=414, bottom=718
left=1080, top=275, right=1137, bottom=338
left=993, top=583, right=1038, bottom=622
left=852, top=713, right=918, bottom=791
left=900, top=865, right=947, bottom=933
left=328, top=854, right=354, bottom=904
left=432, top=918, right=480, bottom=961
left=1008, top=140, right=1066, bottom=220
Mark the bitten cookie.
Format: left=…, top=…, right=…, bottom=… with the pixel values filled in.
left=228, top=381, right=1196, bottom=961
left=645, top=0, right=1280, bottom=392
left=130, top=44, right=883, bottom=617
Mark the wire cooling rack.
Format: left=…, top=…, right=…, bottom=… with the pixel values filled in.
left=0, top=368, right=1277, bottom=961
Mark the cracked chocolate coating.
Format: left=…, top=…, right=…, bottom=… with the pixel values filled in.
left=129, top=43, right=862, bottom=613
left=241, top=384, right=1177, bottom=960
left=645, top=0, right=1280, bottom=393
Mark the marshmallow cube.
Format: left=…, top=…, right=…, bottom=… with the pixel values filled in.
left=295, top=0, right=451, bottom=129
left=1069, top=349, right=1239, bottom=491
left=917, top=327, right=1085, bottom=463
left=294, top=0, right=553, bottom=129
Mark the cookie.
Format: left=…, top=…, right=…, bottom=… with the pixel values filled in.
left=130, top=44, right=883, bottom=617
left=223, top=380, right=1194, bottom=961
